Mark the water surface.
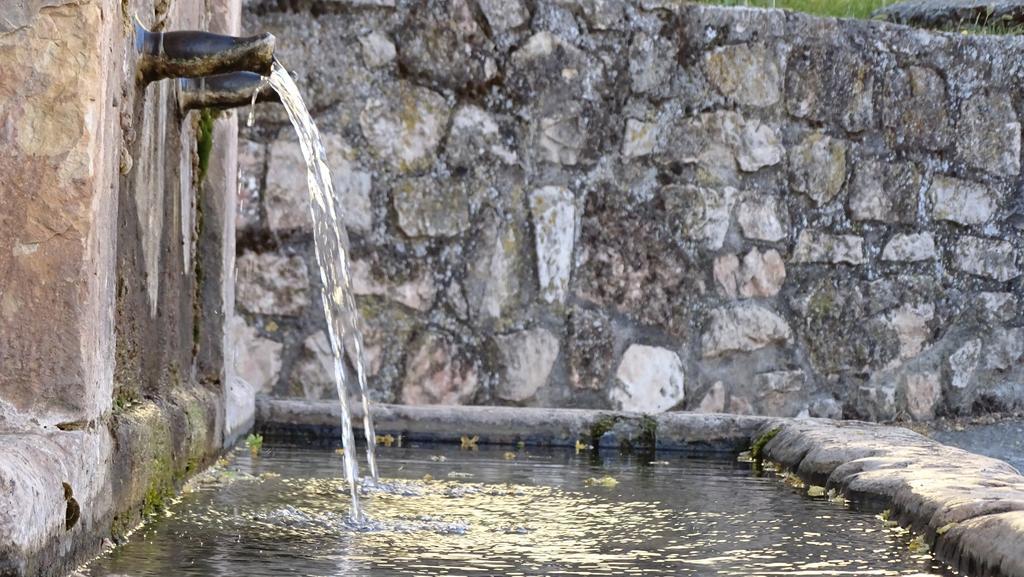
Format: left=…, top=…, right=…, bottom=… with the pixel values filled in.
left=82, top=443, right=956, bottom=577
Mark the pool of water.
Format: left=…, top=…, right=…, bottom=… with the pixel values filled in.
left=81, top=442, right=955, bottom=577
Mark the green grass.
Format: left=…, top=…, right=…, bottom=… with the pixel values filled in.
left=697, top=0, right=895, bottom=19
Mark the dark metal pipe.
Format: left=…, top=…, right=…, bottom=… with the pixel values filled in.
left=136, top=17, right=275, bottom=84
left=179, top=72, right=280, bottom=112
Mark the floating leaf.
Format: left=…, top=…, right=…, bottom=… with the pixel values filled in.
left=422, top=473, right=433, bottom=481
left=376, top=434, right=395, bottom=447
left=807, top=485, right=826, bottom=497
left=334, top=447, right=345, bottom=456
left=516, top=441, right=526, bottom=449
left=584, top=476, right=619, bottom=488
left=430, top=455, right=447, bottom=462
left=649, top=460, right=670, bottom=466
left=504, top=452, right=517, bottom=460
left=908, top=534, right=929, bottom=553
left=575, top=440, right=591, bottom=454
left=460, top=435, right=479, bottom=449
left=936, top=522, right=957, bottom=536
left=447, top=472, right=474, bottom=479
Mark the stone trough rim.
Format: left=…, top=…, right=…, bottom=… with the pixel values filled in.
left=258, top=397, right=1024, bottom=577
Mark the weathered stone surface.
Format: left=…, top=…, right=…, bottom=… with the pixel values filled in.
left=735, top=120, right=784, bottom=172
left=629, top=32, right=676, bottom=98
left=359, top=32, right=396, bottom=68
left=478, top=0, right=529, bottom=31
left=611, top=345, right=685, bottom=413
left=465, top=215, right=520, bottom=323
left=401, top=333, right=479, bottom=405
left=538, top=110, right=587, bottom=166
left=359, top=83, right=450, bottom=173
left=882, top=233, right=937, bottom=262
left=702, top=302, right=792, bottom=358
left=230, top=317, right=283, bottom=395
left=754, top=370, right=806, bottom=417
left=979, top=292, right=1018, bottom=322
left=874, top=0, right=1024, bottom=27
left=930, top=175, right=998, bottom=226
left=789, top=132, right=847, bottom=206
left=567, top=306, right=614, bottom=390
left=622, top=118, right=658, bottom=158
left=493, top=328, right=560, bottom=402
left=237, top=138, right=264, bottom=230
left=290, top=331, right=337, bottom=400
left=848, top=160, right=921, bottom=223
left=905, top=371, right=942, bottom=420
left=656, top=110, right=781, bottom=185
left=984, top=327, right=1024, bottom=371
left=792, top=230, right=865, bottom=265
left=886, top=303, right=934, bottom=360
left=737, top=196, right=787, bottom=242
left=665, top=184, right=737, bottom=250
left=954, top=237, right=1020, bottom=282
left=704, top=43, right=780, bottom=108
left=395, top=0, right=498, bottom=92
left=957, top=91, right=1021, bottom=177
left=446, top=105, right=517, bottom=168
left=948, top=339, right=982, bottom=392
left=236, top=252, right=310, bottom=316
left=529, top=186, right=575, bottom=304
left=265, top=135, right=373, bottom=233
left=787, top=41, right=874, bottom=132
left=351, top=259, right=436, bottom=311
left=714, top=248, right=786, bottom=299
left=882, top=66, right=951, bottom=152
left=697, top=381, right=727, bottom=413
left=393, top=176, right=471, bottom=238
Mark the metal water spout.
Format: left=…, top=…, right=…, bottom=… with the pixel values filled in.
left=135, top=17, right=275, bottom=84
left=178, top=72, right=279, bottom=112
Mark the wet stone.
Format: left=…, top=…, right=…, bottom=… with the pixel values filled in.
left=492, top=328, right=560, bottom=402
left=954, top=237, right=1020, bottom=282
left=611, top=344, right=685, bottom=413
left=789, top=132, right=847, bottom=206
left=236, top=252, right=310, bottom=317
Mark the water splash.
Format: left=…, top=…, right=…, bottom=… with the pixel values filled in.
left=266, top=60, right=379, bottom=518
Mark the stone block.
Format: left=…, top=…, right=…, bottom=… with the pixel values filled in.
left=848, top=159, right=921, bottom=223
left=392, top=176, right=471, bottom=238
left=529, top=186, right=576, bottom=304
left=789, top=131, right=847, bottom=206
left=493, top=328, right=560, bottom=402
left=701, top=302, right=792, bottom=358
left=236, top=251, right=310, bottom=316
left=401, top=333, right=479, bottom=405
left=954, top=237, right=1020, bottom=282
left=611, top=345, right=685, bottom=413
left=704, top=43, right=781, bottom=108
left=882, top=233, right=937, bottom=262
left=792, top=230, right=865, bottom=265
left=930, top=175, right=998, bottom=226
left=737, top=196, right=787, bottom=242
left=359, top=82, right=450, bottom=173
left=957, top=91, right=1021, bottom=177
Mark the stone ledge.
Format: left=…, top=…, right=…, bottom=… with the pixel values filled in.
left=758, top=419, right=1024, bottom=577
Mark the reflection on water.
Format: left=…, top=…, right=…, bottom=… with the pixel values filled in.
left=82, top=444, right=956, bottom=577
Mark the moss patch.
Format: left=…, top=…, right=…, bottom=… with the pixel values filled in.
left=196, top=108, right=218, bottom=184
left=751, top=427, right=781, bottom=469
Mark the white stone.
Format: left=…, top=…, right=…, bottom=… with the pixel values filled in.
left=493, top=328, right=560, bottom=402
left=478, top=0, right=529, bottom=32
left=359, top=32, right=396, bottom=68
left=359, top=83, right=450, bottom=173
left=791, top=230, right=865, bottom=265
left=622, top=118, right=658, bottom=158
left=539, top=114, right=585, bottom=166
left=712, top=254, right=741, bottom=299
left=701, top=302, right=792, bottom=358
left=984, top=328, right=1024, bottom=371
left=954, top=237, right=1020, bottom=282
left=350, top=259, right=436, bottom=311
left=236, top=251, right=310, bottom=316
left=736, top=120, right=783, bottom=172
left=704, top=43, right=781, bottom=108
left=755, top=370, right=805, bottom=416
left=611, top=345, right=685, bottom=413
left=697, top=382, right=727, bottom=413
left=714, top=249, right=785, bottom=299
left=737, top=196, right=787, bottom=242
left=979, top=292, right=1017, bottom=321
left=930, top=175, right=998, bottom=226
left=229, top=317, right=283, bottom=395
left=848, top=160, right=920, bottom=223
left=882, top=233, right=937, bottom=262
left=465, top=220, right=518, bottom=321
left=950, top=339, right=982, bottom=390
left=903, top=370, right=941, bottom=421
left=323, top=134, right=374, bottom=233
left=529, top=186, right=575, bottom=304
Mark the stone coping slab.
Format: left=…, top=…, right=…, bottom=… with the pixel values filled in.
left=873, top=0, right=1024, bottom=27
left=259, top=398, right=1024, bottom=577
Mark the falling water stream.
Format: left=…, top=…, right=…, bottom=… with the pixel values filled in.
left=265, top=60, right=378, bottom=519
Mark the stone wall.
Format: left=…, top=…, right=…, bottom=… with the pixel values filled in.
left=238, top=0, right=1024, bottom=422
left=0, top=0, right=247, bottom=574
